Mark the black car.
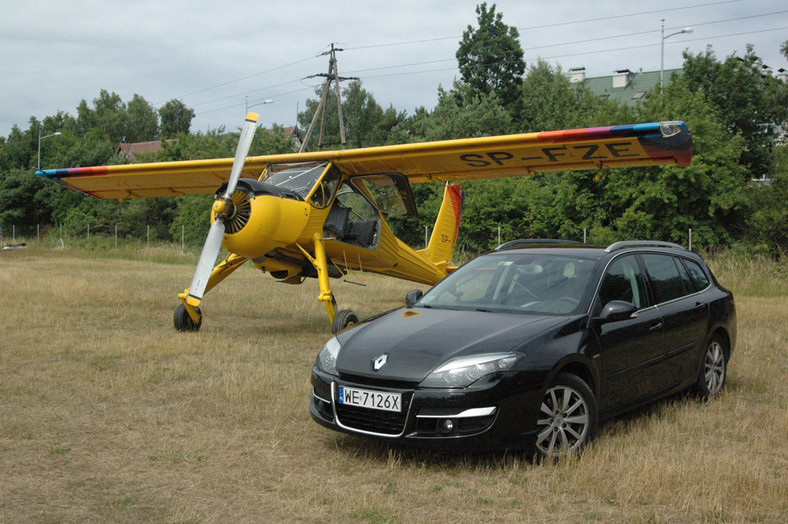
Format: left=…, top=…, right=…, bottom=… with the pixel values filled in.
left=310, top=241, right=736, bottom=458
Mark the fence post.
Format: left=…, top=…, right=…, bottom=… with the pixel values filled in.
left=115, top=224, right=118, bottom=250
left=689, top=228, right=692, bottom=251
left=497, top=226, right=501, bottom=246
left=583, top=228, right=587, bottom=244
left=37, top=224, right=40, bottom=246
left=425, top=226, right=429, bottom=249
left=181, top=224, right=185, bottom=253
left=12, top=225, right=15, bottom=242
left=87, top=223, right=90, bottom=245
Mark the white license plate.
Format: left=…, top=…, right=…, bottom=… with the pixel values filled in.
left=338, top=386, right=402, bottom=413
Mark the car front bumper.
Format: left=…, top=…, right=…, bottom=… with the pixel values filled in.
left=310, top=366, right=547, bottom=451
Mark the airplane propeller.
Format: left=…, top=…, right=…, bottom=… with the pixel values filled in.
left=185, top=112, right=259, bottom=306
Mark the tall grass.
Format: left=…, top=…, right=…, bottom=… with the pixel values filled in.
left=0, top=247, right=785, bottom=522
left=702, top=247, right=788, bottom=297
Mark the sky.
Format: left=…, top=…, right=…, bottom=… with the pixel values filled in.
left=1, top=0, right=786, bottom=138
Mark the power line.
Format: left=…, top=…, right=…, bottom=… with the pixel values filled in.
left=188, top=2, right=782, bottom=118
left=344, top=24, right=786, bottom=79
left=348, top=0, right=743, bottom=51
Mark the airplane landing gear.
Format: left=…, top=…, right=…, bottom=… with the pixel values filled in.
left=174, top=303, right=202, bottom=332
left=332, top=309, right=359, bottom=334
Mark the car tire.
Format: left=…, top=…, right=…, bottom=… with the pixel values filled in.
left=694, top=334, right=727, bottom=399
left=535, top=373, right=598, bottom=459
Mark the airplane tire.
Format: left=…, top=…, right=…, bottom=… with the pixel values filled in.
left=174, top=303, right=202, bottom=332
left=332, top=309, right=359, bottom=334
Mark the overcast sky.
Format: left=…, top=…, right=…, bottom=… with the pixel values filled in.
left=2, top=0, right=786, bottom=138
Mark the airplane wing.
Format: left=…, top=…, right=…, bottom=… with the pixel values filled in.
left=36, top=121, right=691, bottom=199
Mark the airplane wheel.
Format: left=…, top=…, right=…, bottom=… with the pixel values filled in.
left=332, top=309, right=359, bottom=334
left=174, top=303, right=202, bottom=332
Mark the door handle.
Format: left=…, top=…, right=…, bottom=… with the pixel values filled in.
left=649, top=322, right=663, bottom=332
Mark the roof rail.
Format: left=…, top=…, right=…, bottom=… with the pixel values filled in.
left=605, top=240, right=686, bottom=253
left=495, top=239, right=580, bottom=251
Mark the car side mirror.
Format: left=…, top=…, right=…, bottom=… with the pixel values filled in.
left=596, top=300, right=637, bottom=323
left=405, top=289, right=423, bottom=306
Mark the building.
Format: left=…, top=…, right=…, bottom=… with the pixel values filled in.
left=116, top=140, right=176, bottom=162
left=568, top=67, right=682, bottom=106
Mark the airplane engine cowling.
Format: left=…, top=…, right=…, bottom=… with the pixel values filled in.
left=212, top=179, right=309, bottom=259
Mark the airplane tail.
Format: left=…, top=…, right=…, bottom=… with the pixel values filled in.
left=418, top=183, right=464, bottom=269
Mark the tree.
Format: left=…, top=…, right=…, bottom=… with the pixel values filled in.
left=159, top=99, right=195, bottom=139
left=456, top=2, right=525, bottom=109
left=682, top=45, right=788, bottom=180
left=748, top=143, right=788, bottom=254
left=125, top=94, right=159, bottom=142
left=605, top=76, right=750, bottom=246
left=519, top=60, right=633, bottom=132
left=298, top=80, right=404, bottom=150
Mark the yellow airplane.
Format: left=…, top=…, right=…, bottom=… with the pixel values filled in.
left=36, top=116, right=692, bottom=333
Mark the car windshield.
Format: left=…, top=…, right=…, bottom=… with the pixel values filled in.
left=418, top=251, right=599, bottom=315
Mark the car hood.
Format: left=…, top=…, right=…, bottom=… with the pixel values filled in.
left=335, top=307, right=570, bottom=383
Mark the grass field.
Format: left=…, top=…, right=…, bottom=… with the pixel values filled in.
left=1, top=246, right=786, bottom=522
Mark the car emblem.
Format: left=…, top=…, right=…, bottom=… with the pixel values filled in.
left=372, top=354, right=388, bottom=371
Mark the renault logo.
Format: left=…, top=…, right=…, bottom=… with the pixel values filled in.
left=373, top=354, right=388, bottom=371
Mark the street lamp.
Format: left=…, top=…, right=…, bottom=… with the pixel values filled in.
left=37, top=131, right=62, bottom=170
left=661, top=18, right=693, bottom=89
left=245, top=98, right=273, bottom=112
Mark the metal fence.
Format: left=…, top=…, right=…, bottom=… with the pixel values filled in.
left=0, top=223, right=206, bottom=253
left=1, top=222, right=697, bottom=253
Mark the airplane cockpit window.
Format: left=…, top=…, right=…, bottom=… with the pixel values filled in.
left=261, top=162, right=328, bottom=198
left=351, top=173, right=417, bottom=217
left=308, top=164, right=341, bottom=209
left=323, top=182, right=380, bottom=249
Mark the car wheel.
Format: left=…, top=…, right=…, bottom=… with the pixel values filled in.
left=332, top=309, right=359, bottom=334
left=535, top=373, right=598, bottom=459
left=174, top=303, right=201, bottom=332
left=694, top=335, right=727, bottom=398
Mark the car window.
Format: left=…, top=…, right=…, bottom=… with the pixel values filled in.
left=642, top=254, right=687, bottom=304
left=682, top=258, right=710, bottom=291
left=598, top=254, right=649, bottom=309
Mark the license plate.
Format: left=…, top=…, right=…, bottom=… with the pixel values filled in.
left=338, top=386, right=402, bottom=413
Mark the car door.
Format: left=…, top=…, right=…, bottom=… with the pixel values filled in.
left=592, top=254, right=665, bottom=410
left=641, top=253, right=709, bottom=388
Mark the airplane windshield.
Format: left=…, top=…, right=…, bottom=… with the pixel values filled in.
left=262, top=162, right=328, bottom=198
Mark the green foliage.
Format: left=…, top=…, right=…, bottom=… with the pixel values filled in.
left=456, top=2, right=525, bottom=109
left=519, top=60, right=633, bottom=131
left=418, top=85, right=515, bottom=140
left=1, top=21, right=786, bottom=259
left=748, top=143, right=788, bottom=254
left=298, top=80, right=405, bottom=151
left=601, top=76, right=752, bottom=246
left=169, top=194, right=212, bottom=246
left=159, top=99, right=195, bottom=139
left=681, top=45, right=788, bottom=180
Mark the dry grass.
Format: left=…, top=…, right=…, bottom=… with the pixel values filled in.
left=1, top=246, right=786, bottom=523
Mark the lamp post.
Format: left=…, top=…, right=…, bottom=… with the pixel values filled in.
left=661, top=19, right=693, bottom=89
left=37, top=131, right=62, bottom=170
left=245, top=98, right=273, bottom=112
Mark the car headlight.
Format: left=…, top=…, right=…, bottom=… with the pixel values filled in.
left=317, top=336, right=341, bottom=375
left=420, top=353, right=519, bottom=388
